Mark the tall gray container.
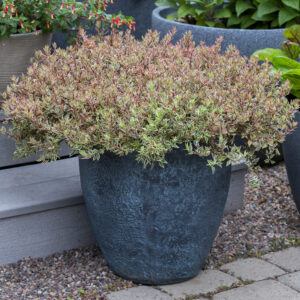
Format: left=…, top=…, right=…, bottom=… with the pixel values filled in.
left=152, top=7, right=285, bottom=57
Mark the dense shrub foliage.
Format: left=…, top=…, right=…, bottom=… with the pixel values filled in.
left=2, top=29, right=297, bottom=169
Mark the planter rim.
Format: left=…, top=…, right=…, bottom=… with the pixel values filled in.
left=6, top=30, right=50, bottom=39
left=153, top=6, right=286, bottom=33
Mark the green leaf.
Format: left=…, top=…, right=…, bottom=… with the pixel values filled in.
left=271, top=18, right=279, bottom=27
left=155, top=0, right=178, bottom=9
left=257, top=1, right=280, bottom=17
left=177, top=4, right=196, bottom=18
left=290, top=89, right=300, bottom=98
left=240, top=15, right=256, bottom=29
left=284, top=25, right=300, bottom=43
left=279, top=7, right=299, bottom=26
left=272, top=56, right=300, bottom=72
left=214, top=8, right=232, bottom=19
left=282, top=69, right=300, bottom=89
left=282, top=41, right=300, bottom=59
left=251, top=11, right=275, bottom=21
left=251, top=48, right=287, bottom=61
left=195, top=8, right=205, bottom=16
left=236, top=0, right=254, bottom=17
left=282, top=0, right=299, bottom=11
left=205, top=21, right=217, bottom=27
left=227, top=15, right=242, bottom=27
left=166, top=12, right=177, bottom=20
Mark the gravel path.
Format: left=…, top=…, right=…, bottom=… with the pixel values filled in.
left=0, top=163, right=299, bottom=299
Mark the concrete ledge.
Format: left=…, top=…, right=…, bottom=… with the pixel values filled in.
left=0, top=158, right=246, bottom=265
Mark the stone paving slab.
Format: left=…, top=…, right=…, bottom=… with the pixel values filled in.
left=220, top=257, right=286, bottom=281
left=278, top=271, right=300, bottom=292
left=106, top=286, right=174, bottom=300
left=263, top=247, right=300, bottom=272
left=213, top=279, right=300, bottom=300
left=159, top=270, right=239, bottom=299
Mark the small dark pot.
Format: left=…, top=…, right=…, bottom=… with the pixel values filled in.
left=255, top=144, right=284, bottom=167
left=234, top=136, right=283, bottom=167
left=152, top=7, right=285, bottom=57
left=283, top=111, right=300, bottom=215
left=79, top=148, right=231, bottom=284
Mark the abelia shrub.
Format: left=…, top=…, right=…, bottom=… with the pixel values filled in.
left=2, top=29, right=297, bottom=169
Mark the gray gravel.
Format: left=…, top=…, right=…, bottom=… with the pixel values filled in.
left=206, top=163, right=300, bottom=269
left=0, top=163, right=299, bottom=299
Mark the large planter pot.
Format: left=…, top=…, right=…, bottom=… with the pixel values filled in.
left=0, top=31, right=64, bottom=168
left=0, top=31, right=52, bottom=103
left=79, top=148, right=231, bottom=284
left=283, top=111, right=300, bottom=215
left=152, top=7, right=285, bottom=57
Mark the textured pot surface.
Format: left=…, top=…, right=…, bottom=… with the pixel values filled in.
left=0, top=31, right=52, bottom=104
left=152, top=7, right=285, bottom=57
left=79, top=148, right=231, bottom=284
left=283, top=111, right=300, bottom=214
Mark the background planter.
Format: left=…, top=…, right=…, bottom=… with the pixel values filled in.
left=282, top=111, right=300, bottom=215
left=0, top=32, right=71, bottom=168
left=79, top=148, right=231, bottom=284
left=152, top=7, right=285, bottom=57
left=0, top=31, right=52, bottom=104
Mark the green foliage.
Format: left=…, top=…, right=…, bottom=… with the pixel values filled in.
left=155, top=0, right=300, bottom=29
left=1, top=29, right=297, bottom=169
left=252, top=25, right=300, bottom=98
left=0, top=0, right=134, bottom=40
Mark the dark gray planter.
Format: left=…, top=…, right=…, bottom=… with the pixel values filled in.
left=107, top=0, right=156, bottom=40
left=283, top=111, right=300, bottom=215
left=152, top=7, right=285, bottom=57
left=79, top=148, right=231, bottom=284
left=0, top=31, right=52, bottom=102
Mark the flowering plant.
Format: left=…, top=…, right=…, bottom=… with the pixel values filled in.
left=1, top=30, right=297, bottom=170
left=0, top=0, right=134, bottom=39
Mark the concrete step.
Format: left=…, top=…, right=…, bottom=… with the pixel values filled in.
left=0, top=157, right=246, bottom=265
left=0, top=158, right=95, bottom=265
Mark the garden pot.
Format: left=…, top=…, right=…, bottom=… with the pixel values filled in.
left=152, top=7, right=285, bottom=57
left=0, top=31, right=52, bottom=104
left=282, top=111, right=300, bottom=215
left=0, top=31, right=57, bottom=168
left=79, top=148, right=231, bottom=284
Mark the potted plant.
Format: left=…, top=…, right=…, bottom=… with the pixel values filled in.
left=152, top=0, right=300, bottom=57
left=0, top=0, right=133, bottom=167
left=1, top=29, right=296, bottom=284
left=253, top=25, right=300, bottom=214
